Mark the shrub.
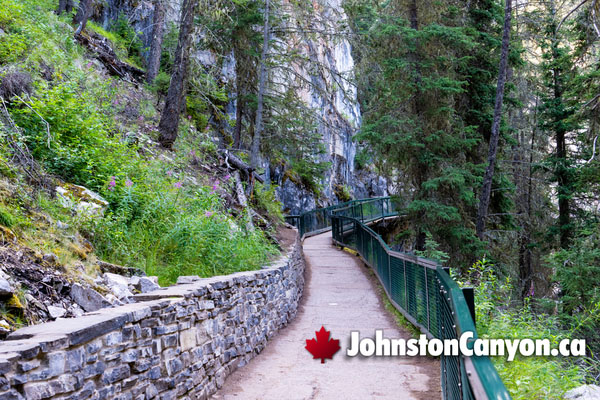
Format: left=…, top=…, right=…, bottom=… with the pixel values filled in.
left=0, top=204, right=16, bottom=228
left=0, top=33, right=28, bottom=64
left=464, top=259, right=586, bottom=400
left=546, top=233, right=600, bottom=314
left=253, top=182, right=284, bottom=225
left=108, top=14, right=145, bottom=68
left=150, top=71, right=171, bottom=96
left=90, top=179, right=277, bottom=285
left=11, top=80, right=136, bottom=192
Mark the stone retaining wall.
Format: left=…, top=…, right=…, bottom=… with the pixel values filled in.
left=0, top=235, right=305, bottom=400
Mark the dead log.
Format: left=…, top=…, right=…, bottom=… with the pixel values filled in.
left=219, top=149, right=264, bottom=183
left=75, top=31, right=145, bottom=83
left=233, top=171, right=255, bottom=232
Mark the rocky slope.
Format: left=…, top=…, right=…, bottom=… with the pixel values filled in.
left=92, top=0, right=390, bottom=215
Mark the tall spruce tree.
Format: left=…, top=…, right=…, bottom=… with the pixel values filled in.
left=538, top=0, right=577, bottom=249
left=347, top=0, right=488, bottom=266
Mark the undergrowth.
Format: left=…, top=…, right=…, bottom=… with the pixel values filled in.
left=0, top=0, right=278, bottom=286
left=462, top=259, right=585, bottom=400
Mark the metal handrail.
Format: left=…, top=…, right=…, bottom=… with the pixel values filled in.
left=297, top=196, right=394, bottom=238
left=295, top=198, right=511, bottom=400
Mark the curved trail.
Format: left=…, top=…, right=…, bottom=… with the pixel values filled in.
left=211, top=231, right=440, bottom=400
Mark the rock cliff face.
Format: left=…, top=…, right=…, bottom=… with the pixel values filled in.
left=94, top=0, right=388, bottom=215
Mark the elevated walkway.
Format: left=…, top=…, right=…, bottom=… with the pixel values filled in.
left=211, top=231, right=440, bottom=400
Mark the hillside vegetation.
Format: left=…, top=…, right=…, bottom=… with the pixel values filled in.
left=0, top=0, right=280, bottom=332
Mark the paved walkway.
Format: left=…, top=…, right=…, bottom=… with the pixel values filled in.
left=211, top=232, right=440, bottom=400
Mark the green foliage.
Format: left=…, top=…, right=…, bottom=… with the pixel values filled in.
left=252, top=182, right=284, bottom=225
left=88, top=16, right=144, bottom=69
left=546, top=231, right=600, bottom=314
left=287, top=158, right=329, bottom=195
left=0, top=204, right=16, bottom=228
left=11, top=80, right=135, bottom=191
left=334, top=184, right=352, bottom=202
left=354, top=147, right=371, bottom=171
left=465, top=259, right=585, bottom=400
left=0, top=0, right=24, bottom=29
left=159, top=22, right=179, bottom=73
left=149, top=71, right=171, bottom=96
left=185, top=66, right=230, bottom=132
left=0, top=0, right=29, bottom=65
left=346, top=0, right=488, bottom=267
left=414, top=231, right=449, bottom=264
left=90, top=177, right=276, bottom=286
left=0, top=33, right=28, bottom=64
left=108, top=14, right=145, bottom=68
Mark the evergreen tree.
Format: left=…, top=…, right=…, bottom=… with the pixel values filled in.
left=538, top=0, right=577, bottom=249
left=347, top=0, right=487, bottom=266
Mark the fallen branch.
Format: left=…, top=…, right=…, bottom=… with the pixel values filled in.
left=75, top=31, right=145, bottom=83
left=219, top=149, right=264, bottom=183
left=0, top=98, right=53, bottom=192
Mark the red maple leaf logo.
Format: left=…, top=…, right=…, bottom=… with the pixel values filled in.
left=305, top=326, right=341, bottom=363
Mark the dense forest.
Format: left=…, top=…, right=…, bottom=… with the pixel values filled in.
left=0, top=0, right=599, bottom=398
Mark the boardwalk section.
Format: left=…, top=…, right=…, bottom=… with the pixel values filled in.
left=212, top=232, right=440, bottom=400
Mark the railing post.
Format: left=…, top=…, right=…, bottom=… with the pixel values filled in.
left=462, top=287, right=476, bottom=326
left=424, top=267, right=430, bottom=333
left=388, top=252, right=391, bottom=293
left=403, top=260, right=408, bottom=309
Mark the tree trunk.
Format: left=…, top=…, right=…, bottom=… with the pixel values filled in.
left=551, top=37, right=571, bottom=248
left=73, top=0, right=94, bottom=35
left=409, top=0, right=419, bottom=30
left=250, top=0, right=270, bottom=170
left=519, top=99, right=537, bottom=300
left=475, top=0, right=512, bottom=240
left=233, top=171, right=254, bottom=232
left=66, top=0, right=73, bottom=13
left=157, top=0, right=197, bottom=149
left=56, top=0, right=67, bottom=15
left=146, top=0, right=165, bottom=84
left=555, top=83, right=571, bottom=249
left=233, top=97, right=243, bottom=150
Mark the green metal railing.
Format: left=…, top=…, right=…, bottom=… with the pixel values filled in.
left=298, top=197, right=397, bottom=238
left=296, top=197, right=511, bottom=400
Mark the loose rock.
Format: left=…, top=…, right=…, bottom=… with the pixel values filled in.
left=47, top=305, right=67, bottom=319
left=0, top=277, right=13, bottom=297
left=564, top=385, right=600, bottom=400
left=136, top=277, right=160, bottom=293
left=70, top=284, right=110, bottom=312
